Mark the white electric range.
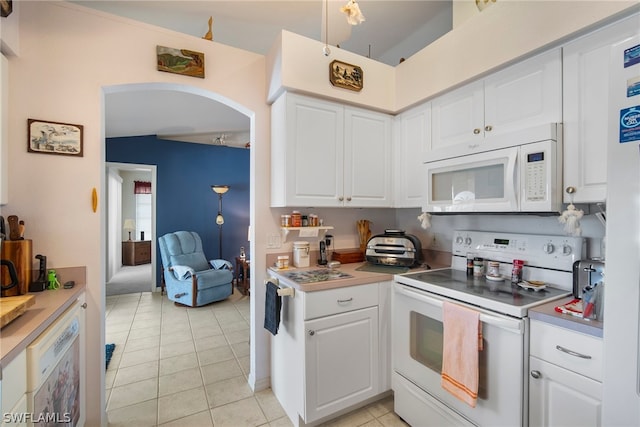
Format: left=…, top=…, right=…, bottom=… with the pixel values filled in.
left=392, top=230, right=585, bottom=427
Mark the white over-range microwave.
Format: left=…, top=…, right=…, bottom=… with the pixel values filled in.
left=423, top=123, right=562, bottom=213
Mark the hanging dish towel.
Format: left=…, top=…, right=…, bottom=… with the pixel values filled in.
left=264, top=281, right=282, bottom=335
left=441, top=301, right=483, bottom=408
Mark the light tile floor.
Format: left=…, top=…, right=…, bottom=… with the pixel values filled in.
left=105, top=291, right=405, bottom=427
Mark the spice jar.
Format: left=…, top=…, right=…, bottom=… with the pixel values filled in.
left=466, top=253, right=475, bottom=276
left=487, top=261, right=500, bottom=277
left=281, top=214, right=292, bottom=227
left=511, top=259, right=524, bottom=283
left=291, top=211, right=302, bottom=227
left=473, top=257, right=485, bottom=277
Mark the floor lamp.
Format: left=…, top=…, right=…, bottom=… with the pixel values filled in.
left=211, top=185, right=229, bottom=258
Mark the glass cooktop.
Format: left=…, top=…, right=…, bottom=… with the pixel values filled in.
left=397, top=268, right=570, bottom=317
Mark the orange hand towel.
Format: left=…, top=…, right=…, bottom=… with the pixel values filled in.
left=441, top=301, right=483, bottom=408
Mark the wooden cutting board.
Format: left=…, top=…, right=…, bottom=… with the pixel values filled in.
left=0, top=295, right=36, bottom=328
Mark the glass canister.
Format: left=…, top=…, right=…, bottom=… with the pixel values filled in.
left=293, top=241, right=310, bottom=267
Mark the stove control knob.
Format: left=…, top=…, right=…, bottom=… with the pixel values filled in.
left=543, top=243, right=555, bottom=254
left=562, top=244, right=572, bottom=256
left=464, top=237, right=472, bottom=246
left=455, top=236, right=464, bottom=244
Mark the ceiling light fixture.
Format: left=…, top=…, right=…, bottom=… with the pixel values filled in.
left=341, top=0, right=365, bottom=25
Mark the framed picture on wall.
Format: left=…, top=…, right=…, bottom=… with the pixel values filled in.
left=156, top=45, right=205, bottom=78
left=28, top=119, right=84, bottom=157
left=329, top=60, right=363, bottom=92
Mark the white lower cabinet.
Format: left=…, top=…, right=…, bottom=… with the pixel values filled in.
left=529, top=356, right=602, bottom=427
left=271, top=280, right=388, bottom=426
left=529, top=320, right=603, bottom=427
left=305, top=306, right=379, bottom=422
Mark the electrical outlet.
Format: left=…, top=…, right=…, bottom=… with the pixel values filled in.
left=267, top=233, right=281, bottom=249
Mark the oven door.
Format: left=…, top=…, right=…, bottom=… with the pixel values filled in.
left=392, top=282, right=526, bottom=426
left=423, top=146, right=519, bottom=213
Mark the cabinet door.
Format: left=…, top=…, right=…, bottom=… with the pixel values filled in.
left=344, top=107, right=392, bottom=207
left=431, top=80, right=484, bottom=151
left=394, top=102, right=431, bottom=207
left=272, top=93, right=344, bottom=207
left=529, top=356, right=602, bottom=427
left=562, top=16, right=639, bottom=203
left=304, top=306, right=379, bottom=423
left=484, top=49, right=561, bottom=139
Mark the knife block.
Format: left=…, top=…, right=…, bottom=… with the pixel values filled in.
left=1, top=239, right=32, bottom=297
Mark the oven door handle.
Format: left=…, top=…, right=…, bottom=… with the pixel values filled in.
left=395, top=283, right=524, bottom=334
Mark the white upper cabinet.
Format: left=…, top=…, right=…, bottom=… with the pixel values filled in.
left=394, top=102, right=432, bottom=208
left=562, top=14, right=639, bottom=203
left=431, top=49, right=562, bottom=159
left=271, top=92, right=392, bottom=207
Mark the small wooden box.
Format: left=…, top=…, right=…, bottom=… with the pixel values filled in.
left=331, top=250, right=365, bottom=264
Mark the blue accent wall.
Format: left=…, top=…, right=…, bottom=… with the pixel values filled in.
left=107, top=136, right=249, bottom=285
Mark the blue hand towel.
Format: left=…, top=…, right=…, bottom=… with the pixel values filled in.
left=264, top=281, right=282, bottom=336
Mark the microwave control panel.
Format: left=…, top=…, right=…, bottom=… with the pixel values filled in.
left=520, top=139, right=561, bottom=212
left=525, top=151, right=547, bottom=201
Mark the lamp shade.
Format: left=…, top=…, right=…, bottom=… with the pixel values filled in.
left=211, top=185, right=230, bottom=194
left=216, top=214, right=224, bottom=225
left=123, top=219, right=136, bottom=231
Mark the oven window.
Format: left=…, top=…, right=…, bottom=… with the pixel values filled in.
left=409, top=310, right=488, bottom=399
left=409, top=310, right=443, bottom=373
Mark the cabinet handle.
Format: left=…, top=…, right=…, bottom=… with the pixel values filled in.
left=337, top=298, right=353, bottom=304
left=530, top=370, right=541, bottom=379
left=308, top=330, right=315, bottom=336
left=473, top=128, right=481, bottom=134
left=555, top=345, right=592, bottom=359
left=346, top=197, right=352, bottom=202
left=485, top=125, right=493, bottom=132
left=338, top=196, right=344, bottom=201
left=81, top=302, right=87, bottom=309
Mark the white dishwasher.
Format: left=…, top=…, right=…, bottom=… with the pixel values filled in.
left=26, top=298, right=85, bottom=427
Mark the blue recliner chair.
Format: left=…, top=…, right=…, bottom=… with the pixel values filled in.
left=158, top=231, right=233, bottom=307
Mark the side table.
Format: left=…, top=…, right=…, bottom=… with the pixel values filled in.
left=234, top=257, right=250, bottom=295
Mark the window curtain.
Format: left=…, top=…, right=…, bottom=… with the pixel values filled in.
left=134, top=181, right=152, bottom=194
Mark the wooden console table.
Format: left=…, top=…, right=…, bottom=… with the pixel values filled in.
left=234, top=257, right=250, bottom=295
left=122, top=240, right=151, bottom=266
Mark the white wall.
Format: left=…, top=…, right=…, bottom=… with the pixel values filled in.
left=7, top=2, right=270, bottom=424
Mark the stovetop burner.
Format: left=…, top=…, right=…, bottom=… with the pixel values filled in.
left=397, top=268, right=570, bottom=317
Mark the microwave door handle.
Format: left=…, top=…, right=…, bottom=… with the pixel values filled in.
left=395, top=283, right=523, bottom=334
left=506, top=149, right=518, bottom=209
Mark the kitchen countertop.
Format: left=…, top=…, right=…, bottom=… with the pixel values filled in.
left=0, top=283, right=86, bottom=376
left=529, top=296, right=603, bottom=338
left=267, top=262, right=436, bottom=292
